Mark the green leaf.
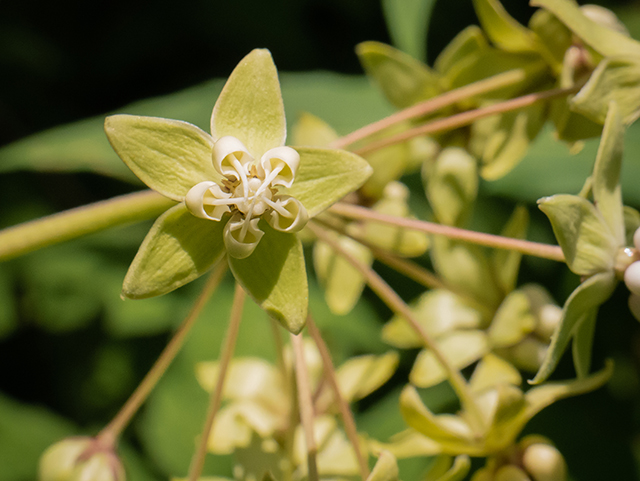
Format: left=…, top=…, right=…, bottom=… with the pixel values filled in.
left=434, top=26, right=488, bottom=75
left=211, top=49, right=286, bottom=158
left=591, top=102, right=625, bottom=244
left=472, top=0, right=539, bottom=54
left=492, top=205, right=529, bottom=294
left=531, top=0, right=640, bottom=58
left=425, top=147, right=478, bottom=227
left=356, top=41, right=441, bottom=109
left=410, top=330, right=489, bottom=388
left=381, top=0, right=436, bottom=62
left=367, top=451, right=399, bottom=481
left=531, top=271, right=617, bottom=384
left=313, top=234, right=371, bottom=316
left=122, top=204, right=226, bottom=299
left=571, top=57, right=640, bottom=126
left=537, top=194, right=618, bottom=276
left=104, top=115, right=217, bottom=201
left=228, top=224, right=307, bottom=333
left=288, top=147, right=372, bottom=217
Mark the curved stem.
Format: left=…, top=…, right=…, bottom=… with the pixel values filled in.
left=331, top=68, right=527, bottom=149
left=353, top=85, right=579, bottom=156
left=308, top=222, right=487, bottom=435
left=188, top=282, right=246, bottom=481
left=0, top=189, right=174, bottom=262
left=291, top=332, right=320, bottom=481
left=97, top=261, right=228, bottom=447
left=306, top=315, right=370, bottom=480
left=329, top=203, right=565, bottom=263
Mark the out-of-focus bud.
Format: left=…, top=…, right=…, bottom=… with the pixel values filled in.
left=39, top=436, right=125, bottom=481
left=624, top=261, right=640, bottom=296
left=522, top=443, right=567, bottom=481
left=494, top=465, right=530, bottom=481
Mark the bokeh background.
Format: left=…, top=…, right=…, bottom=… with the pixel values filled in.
left=2, top=0, right=640, bottom=479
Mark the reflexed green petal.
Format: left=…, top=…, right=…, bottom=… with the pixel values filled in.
left=426, top=147, right=478, bottom=227
left=434, top=26, right=487, bottom=75
left=381, top=0, right=436, bottom=62
left=410, top=330, right=489, bottom=388
left=334, top=352, right=399, bottom=403
left=211, top=49, right=286, bottom=158
left=472, top=102, right=546, bottom=181
left=356, top=41, right=441, bottom=109
left=528, top=8, right=573, bottom=73
left=366, top=451, right=398, bottom=481
left=314, top=235, right=371, bottom=316
left=472, top=0, right=539, bottom=54
left=228, top=224, right=307, bottom=334
left=531, top=271, right=617, bottom=384
left=488, top=290, right=537, bottom=348
left=572, top=308, right=597, bottom=379
left=288, top=147, right=372, bottom=217
left=531, top=0, right=640, bottom=58
left=122, top=204, right=226, bottom=299
left=492, top=205, right=528, bottom=294
left=470, top=354, right=522, bottom=392
left=371, top=429, right=443, bottom=458
left=291, top=112, right=339, bottom=147
left=104, top=115, right=217, bottom=201
left=424, top=455, right=470, bottom=481
left=537, top=194, right=618, bottom=276
left=591, top=102, right=625, bottom=244
left=571, top=58, right=640, bottom=126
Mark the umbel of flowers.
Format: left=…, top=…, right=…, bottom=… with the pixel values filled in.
left=104, top=49, right=372, bottom=333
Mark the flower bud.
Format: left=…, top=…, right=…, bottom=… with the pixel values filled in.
left=39, top=437, right=125, bottom=481
left=624, top=261, right=640, bottom=296
left=522, top=443, right=567, bottom=481
left=494, top=465, right=530, bottom=481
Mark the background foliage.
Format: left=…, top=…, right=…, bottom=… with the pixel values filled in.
left=2, top=0, right=640, bottom=479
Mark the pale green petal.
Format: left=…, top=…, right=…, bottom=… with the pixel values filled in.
left=424, top=455, right=470, bottom=481
left=591, top=102, right=625, bottom=244
left=360, top=125, right=411, bottom=199
left=426, top=147, right=478, bottom=227
left=528, top=8, right=573, bottom=73
left=531, top=271, right=617, bottom=384
left=537, top=194, right=618, bottom=276
left=122, top=204, right=226, bottom=299
left=434, top=26, right=487, bottom=75
left=572, top=308, right=597, bottom=379
left=410, top=330, right=489, bottom=388
left=288, top=147, right=372, bottom=217
left=104, top=115, right=217, bottom=201
left=291, top=112, right=339, bottom=147
left=531, top=0, right=640, bottom=58
left=470, top=353, right=522, bottom=393
left=335, top=352, right=399, bottom=403
left=492, top=205, right=529, bottom=294
left=572, top=57, right=640, bottom=127
left=488, top=290, right=537, bottom=348
left=366, top=451, right=398, bottom=481
left=356, top=41, right=441, bottom=109
left=228, top=224, right=307, bottom=333
left=211, top=49, right=286, bottom=158
left=472, top=0, right=539, bottom=54
left=381, top=0, right=436, bottom=62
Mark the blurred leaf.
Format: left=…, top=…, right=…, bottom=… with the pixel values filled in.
left=381, top=0, right=437, bottom=62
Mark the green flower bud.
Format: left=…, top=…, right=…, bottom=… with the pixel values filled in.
left=522, top=443, right=567, bottom=481
left=494, top=465, right=530, bottom=481
left=39, top=437, right=125, bottom=481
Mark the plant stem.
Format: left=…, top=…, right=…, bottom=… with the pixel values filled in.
left=306, top=315, right=370, bottom=480
left=291, top=332, right=320, bottom=481
left=308, top=221, right=487, bottom=435
left=329, top=203, right=565, bottom=262
left=188, top=282, right=246, bottom=481
left=353, top=85, right=579, bottom=156
left=331, top=68, right=527, bottom=149
left=97, top=261, right=228, bottom=447
left=0, top=189, right=174, bottom=262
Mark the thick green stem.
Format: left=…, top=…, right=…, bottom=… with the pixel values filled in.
left=329, top=203, right=565, bottom=263
left=353, top=86, right=579, bottom=156
left=188, top=282, right=245, bottom=481
left=308, top=222, right=487, bottom=435
left=97, top=261, right=228, bottom=447
left=291, top=332, right=320, bottom=481
left=331, top=68, right=527, bottom=150
left=0, top=189, right=174, bottom=262
left=306, top=315, right=370, bottom=480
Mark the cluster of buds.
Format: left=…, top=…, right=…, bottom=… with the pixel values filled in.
left=623, top=228, right=640, bottom=321
left=39, top=437, right=125, bottom=481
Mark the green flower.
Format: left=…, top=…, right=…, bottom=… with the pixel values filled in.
left=104, top=49, right=372, bottom=333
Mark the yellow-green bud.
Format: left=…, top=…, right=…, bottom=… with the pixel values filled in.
left=522, top=443, right=567, bottom=481
left=39, top=437, right=125, bottom=481
left=494, top=465, right=531, bottom=481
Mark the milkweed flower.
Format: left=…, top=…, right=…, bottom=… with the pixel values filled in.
left=105, top=49, right=372, bottom=332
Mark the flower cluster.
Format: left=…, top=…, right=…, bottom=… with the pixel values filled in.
left=186, top=136, right=308, bottom=259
